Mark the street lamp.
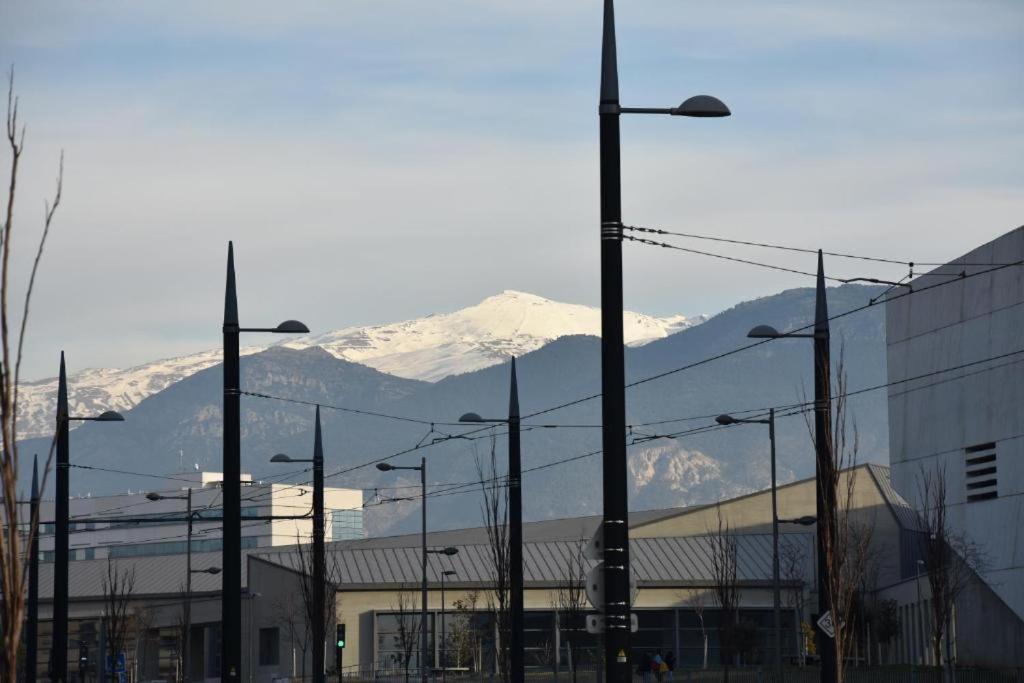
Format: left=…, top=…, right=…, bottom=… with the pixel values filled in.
left=52, top=352, right=125, bottom=683
left=26, top=456, right=41, bottom=683
left=747, top=250, right=836, bottom=683
left=425, top=548, right=459, bottom=677
left=146, top=489, right=205, bottom=682
left=437, top=566, right=459, bottom=678
left=716, top=410, right=784, bottom=680
left=377, top=459, right=429, bottom=682
left=268, top=406, right=327, bottom=683
left=458, top=357, right=524, bottom=682
left=597, top=2, right=729, bottom=678
left=222, top=241, right=308, bottom=681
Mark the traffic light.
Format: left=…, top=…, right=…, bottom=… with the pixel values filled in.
left=336, top=624, right=346, bottom=671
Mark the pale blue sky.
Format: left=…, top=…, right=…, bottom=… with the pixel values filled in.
left=2, top=1, right=1022, bottom=380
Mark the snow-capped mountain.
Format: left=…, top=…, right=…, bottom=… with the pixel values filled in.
left=16, top=291, right=704, bottom=439
left=287, top=291, right=703, bottom=381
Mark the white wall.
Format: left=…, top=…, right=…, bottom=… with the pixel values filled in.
left=886, top=226, right=1024, bottom=621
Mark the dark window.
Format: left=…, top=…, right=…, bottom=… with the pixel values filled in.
left=259, top=627, right=280, bottom=666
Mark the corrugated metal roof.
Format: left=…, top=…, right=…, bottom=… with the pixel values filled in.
left=34, top=549, right=245, bottom=600
left=253, top=533, right=814, bottom=589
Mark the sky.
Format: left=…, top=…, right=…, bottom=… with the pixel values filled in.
left=2, top=0, right=1022, bottom=381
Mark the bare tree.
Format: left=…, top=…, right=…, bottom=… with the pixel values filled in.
left=274, top=595, right=308, bottom=682
left=393, top=589, right=422, bottom=683
left=0, top=68, right=63, bottom=680
left=449, top=589, right=481, bottom=671
left=709, top=508, right=739, bottom=681
left=293, top=533, right=342, bottom=678
left=131, top=604, right=156, bottom=681
left=917, top=464, right=985, bottom=679
left=101, top=558, right=137, bottom=681
left=478, top=437, right=510, bottom=682
left=804, top=349, right=878, bottom=682
left=554, top=541, right=588, bottom=682
left=779, top=536, right=809, bottom=665
left=684, top=592, right=709, bottom=670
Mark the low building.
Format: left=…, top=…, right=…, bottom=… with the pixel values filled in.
left=34, top=470, right=364, bottom=563
left=35, top=463, right=1022, bottom=680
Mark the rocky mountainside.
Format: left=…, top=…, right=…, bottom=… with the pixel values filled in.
left=19, top=284, right=886, bottom=536
left=16, top=291, right=701, bottom=439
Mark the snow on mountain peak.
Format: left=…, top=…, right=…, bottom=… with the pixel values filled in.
left=16, top=291, right=705, bottom=438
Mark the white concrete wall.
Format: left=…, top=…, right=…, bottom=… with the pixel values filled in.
left=886, top=226, right=1024, bottom=620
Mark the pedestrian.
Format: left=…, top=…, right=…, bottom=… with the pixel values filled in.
left=665, top=651, right=676, bottom=681
left=653, top=650, right=665, bottom=683
left=638, top=651, right=653, bottom=683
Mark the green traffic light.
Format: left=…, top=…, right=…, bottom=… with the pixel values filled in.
left=337, top=639, right=345, bottom=648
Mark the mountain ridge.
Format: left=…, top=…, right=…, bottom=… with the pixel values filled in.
left=17, top=290, right=702, bottom=439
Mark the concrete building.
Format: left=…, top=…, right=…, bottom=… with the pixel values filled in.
left=885, top=226, right=1024, bottom=660
left=33, top=464, right=967, bottom=680
left=34, top=470, right=364, bottom=563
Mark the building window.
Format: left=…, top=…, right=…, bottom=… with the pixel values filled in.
left=258, top=627, right=280, bottom=666
left=332, top=509, right=364, bottom=540
left=964, top=442, right=997, bottom=502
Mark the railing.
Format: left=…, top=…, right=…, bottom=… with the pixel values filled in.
left=323, top=666, right=1024, bottom=683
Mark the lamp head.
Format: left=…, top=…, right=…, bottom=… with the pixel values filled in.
left=715, top=414, right=736, bottom=426
left=793, top=515, right=817, bottom=527
left=205, top=567, right=222, bottom=575
left=145, top=492, right=162, bottom=501
left=274, top=320, right=310, bottom=334
left=270, top=453, right=292, bottom=463
left=442, top=547, right=459, bottom=556
left=443, top=570, right=457, bottom=577
left=95, top=411, right=126, bottom=422
left=747, top=324, right=781, bottom=339
left=671, top=95, right=731, bottom=118
left=459, top=412, right=484, bottom=423
left=376, top=463, right=395, bottom=472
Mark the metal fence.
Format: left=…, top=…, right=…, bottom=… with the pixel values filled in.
left=328, top=667, right=1024, bottom=683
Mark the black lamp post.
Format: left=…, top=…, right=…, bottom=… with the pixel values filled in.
left=269, top=406, right=326, bottom=683
left=52, top=352, right=125, bottom=682
left=26, top=455, right=40, bottom=682
left=596, top=2, right=729, bottom=678
left=425, top=548, right=459, bottom=678
left=438, top=567, right=458, bottom=678
left=748, top=250, right=836, bottom=683
left=716, top=410, right=783, bottom=679
left=146, top=488, right=213, bottom=682
left=222, top=241, right=308, bottom=681
left=377, top=459, right=428, bottom=682
left=458, top=357, right=523, bottom=681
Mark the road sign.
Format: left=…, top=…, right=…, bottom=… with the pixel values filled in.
left=817, top=611, right=835, bottom=639
left=585, top=613, right=639, bottom=634
left=586, top=562, right=605, bottom=611
left=584, top=526, right=604, bottom=561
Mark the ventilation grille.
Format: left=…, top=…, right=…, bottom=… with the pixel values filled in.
left=965, top=442, right=997, bottom=502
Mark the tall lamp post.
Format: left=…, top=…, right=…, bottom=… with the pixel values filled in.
left=424, top=549, right=459, bottom=677
left=747, top=251, right=836, bottom=683
left=458, top=357, right=523, bottom=681
left=26, top=455, right=40, bottom=682
left=269, top=406, right=326, bottom=683
left=439, top=569, right=457, bottom=678
left=52, top=352, right=125, bottom=682
left=596, top=2, right=729, bottom=677
left=716, top=410, right=783, bottom=679
left=222, top=242, right=308, bottom=680
left=145, top=489, right=220, bottom=682
left=377, top=459, right=428, bottom=683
